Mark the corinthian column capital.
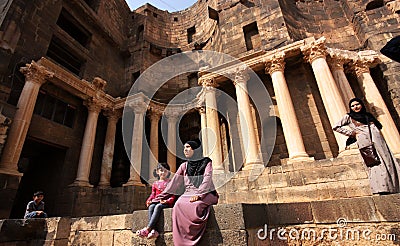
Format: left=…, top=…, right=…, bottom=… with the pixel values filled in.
left=301, top=37, right=328, bottom=63
left=20, top=61, right=54, bottom=85
left=85, top=98, right=102, bottom=113
left=348, top=59, right=372, bottom=77
left=232, top=65, right=251, bottom=86
left=103, top=109, right=122, bottom=121
left=265, top=52, right=286, bottom=74
left=164, top=110, right=180, bottom=122
left=199, top=77, right=217, bottom=88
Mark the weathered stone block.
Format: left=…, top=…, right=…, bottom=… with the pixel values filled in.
left=372, top=194, right=400, bottom=221
left=99, top=214, right=134, bottom=230
left=70, top=217, right=100, bottom=231
left=311, top=197, right=380, bottom=224
left=69, top=231, right=114, bottom=246
left=267, top=202, right=313, bottom=226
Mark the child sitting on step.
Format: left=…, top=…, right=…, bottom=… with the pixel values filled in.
left=136, top=162, right=176, bottom=239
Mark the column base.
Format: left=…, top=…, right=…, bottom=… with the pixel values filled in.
left=213, top=168, right=226, bottom=175
left=242, top=162, right=265, bottom=182
left=338, top=148, right=359, bottom=157
left=97, top=181, right=110, bottom=188
left=287, top=155, right=314, bottom=164
left=242, top=161, right=264, bottom=170
left=69, top=180, right=94, bottom=187
left=0, top=167, right=23, bottom=177
left=123, top=180, right=145, bottom=186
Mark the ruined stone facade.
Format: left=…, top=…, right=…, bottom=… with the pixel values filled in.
left=0, top=0, right=399, bottom=230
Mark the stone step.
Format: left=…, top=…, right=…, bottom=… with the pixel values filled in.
left=0, top=194, right=399, bottom=245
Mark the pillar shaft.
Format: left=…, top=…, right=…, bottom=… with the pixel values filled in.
left=199, top=107, right=208, bottom=157
left=149, top=111, right=161, bottom=178
left=353, top=61, right=400, bottom=155
left=98, top=110, right=120, bottom=187
left=328, top=57, right=355, bottom=105
left=72, top=100, right=101, bottom=187
left=166, top=112, right=178, bottom=173
left=302, top=39, right=348, bottom=153
left=201, top=78, right=224, bottom=172
left=0, top=62, right=53, bottom=175
left=125, top=104, right=146, bottom=186
left=266, top=54, right=311, bottom=161
left=233, top=68, right=262, bottom=169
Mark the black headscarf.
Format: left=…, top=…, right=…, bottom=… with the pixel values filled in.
left=184, top=140, right=211, bottom=188
left=347, top=98, right=382, bottom=130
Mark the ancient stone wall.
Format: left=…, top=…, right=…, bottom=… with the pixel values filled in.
left=1, top=196, right=399, bottom=245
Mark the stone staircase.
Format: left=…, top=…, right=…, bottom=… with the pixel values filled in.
left=0, top=194, right=399, bottom=245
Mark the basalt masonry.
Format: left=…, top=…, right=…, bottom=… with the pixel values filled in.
left=0, top=0, right=399, bottom=224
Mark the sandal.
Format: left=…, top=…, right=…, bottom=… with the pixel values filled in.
left=136, top=228, right=149, bottom=237
left=147, top=229, right=159, bottom=239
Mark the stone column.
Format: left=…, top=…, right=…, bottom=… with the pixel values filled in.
left=351, top=59, right=400, bottom=156
left=0, top=62, right=53, bottom=175
left=148, top=109, right=161, bottom=179
left=72, top=99, right=102, bottom=187
left=98, top=110, right=121, bottom=187
left=124, top=103, right=146, bottom=186
left=301, top=38, right=348, bottom=153
left=198, top=107, right=208, bottom=157
left=165, top=111, right=179, bottom=173
left=232, top=67, right=263, bottom=169
left=265, top=53, right=312, bottom=162
left=200, top=78, right=224, bottom=173
left=327, top=56, right=355, bottom=105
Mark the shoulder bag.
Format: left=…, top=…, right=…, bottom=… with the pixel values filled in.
left=358, top=117, right=381, bottom=167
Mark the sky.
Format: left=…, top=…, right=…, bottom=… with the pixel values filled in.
left=126, top=0, right=198, bottom=12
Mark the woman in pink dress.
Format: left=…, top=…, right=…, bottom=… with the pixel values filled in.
left=154, top=140, right=219, bottom=245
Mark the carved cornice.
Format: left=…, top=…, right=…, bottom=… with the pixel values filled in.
left=20, top=61, right=54, bottom=85
left=264, top=52, right=286, bottom=74
left=92, top=77, right=107, bottom=91
left=301, top=37, right=328, bottom=63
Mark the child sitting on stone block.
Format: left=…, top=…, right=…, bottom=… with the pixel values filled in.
left=136, top=163, right=176, bottom=239
left=24, top=191, right=47, bottom=219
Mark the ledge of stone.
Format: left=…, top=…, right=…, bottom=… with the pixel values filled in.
left=0, top=194, right=399, bottom=245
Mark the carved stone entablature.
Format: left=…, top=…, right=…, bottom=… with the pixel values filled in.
left=92, top=77, right=107, bottom=91
left=264, top=52, right=286, bottom=74
left=20, top=61, right=54, bottom=85
left=301, top=37, right=328, bottom=63
left=386, top=0, right=400, bottom=14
